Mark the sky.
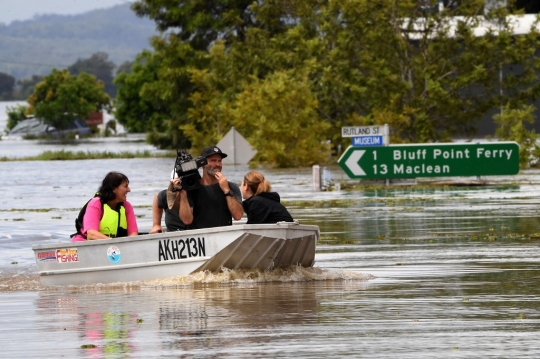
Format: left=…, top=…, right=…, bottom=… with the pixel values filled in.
left=1, top=0, right=132, bottom=25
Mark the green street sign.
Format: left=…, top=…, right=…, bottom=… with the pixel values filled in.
left=338, top=142, right=520, bottom=179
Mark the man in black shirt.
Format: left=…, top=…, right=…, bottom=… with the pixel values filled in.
left=178, top=146, right=243, bottom=229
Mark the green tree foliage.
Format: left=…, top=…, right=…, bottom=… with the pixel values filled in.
left=132, top=0, right=257, bottom=47
left=298, top=0, right=540, bottom=150
left=125, top=0, right=269, bottom=149
left=104, top=119, right=118, bottom=137
left=5, top=104, right=29, bottom=133
left=127, top=0, right=307, bottom=156
left=178, top=42, right=244, bottom=152
left=27, top=69, right=111, bottom=131
left=114, top=51, right=177, bottom=147
left=117, top=60, right=134, bottom=75
left=0, top=72, right=15, bottom=100
left=228, top=71, right=331, bottom=167
left=68, top=52, right=117, bottom=97
left=141, top=36, right=207, bottom=149
left=123, top=0, right=540, bottom=167
left=182, top=44, right=331, bottom=165
left=494, top=104, right=540, bottom=168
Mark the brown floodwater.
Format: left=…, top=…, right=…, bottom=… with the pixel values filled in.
left=1, top=153, right=540, bottom=357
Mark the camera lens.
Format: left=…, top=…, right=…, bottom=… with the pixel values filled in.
left=184, top=177, right=197, bottom=187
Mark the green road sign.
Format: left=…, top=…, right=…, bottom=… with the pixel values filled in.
left=338, top=142, right=520, bottom=179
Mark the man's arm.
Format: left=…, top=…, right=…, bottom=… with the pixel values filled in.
left=224, top=181, right=244, bottom=221
left=150, top=192, right=164, bottom=234
left=178, top=190, right=194, bottom=225
left=225, top=195, right=244, bottom=220
left=214, top=172, right=244, bottom=221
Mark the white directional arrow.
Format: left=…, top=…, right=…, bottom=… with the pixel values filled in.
left=345, top=150, right=366, bottom=176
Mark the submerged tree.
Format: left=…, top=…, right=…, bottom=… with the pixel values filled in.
left=114, top=51, right=184, bottom=147
left=27, top=69, right=110, bottom=131
left=226, top=71, right=332, bottom=167
left=494, top=104, right=540, bottom=168
left=5, top=104, right=29, bottom=133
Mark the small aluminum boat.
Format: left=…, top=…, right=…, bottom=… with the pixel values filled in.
left=32, top=222, right=319, bottom=286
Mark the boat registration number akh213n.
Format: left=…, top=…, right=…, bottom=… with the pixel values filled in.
left=158, top=237, right=206, bottom=261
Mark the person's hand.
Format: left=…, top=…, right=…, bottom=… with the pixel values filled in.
left=214, top=172, right=230, bottom=192
left=149, top=224, right=163, bottom=234
left=171, top=177, right=182, bottom=192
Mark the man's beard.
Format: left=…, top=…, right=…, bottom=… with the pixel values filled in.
left=205, top=165, right=221, bottom=177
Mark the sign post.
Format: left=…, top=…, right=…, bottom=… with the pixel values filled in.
left=338, top=142, right=520, bottom=179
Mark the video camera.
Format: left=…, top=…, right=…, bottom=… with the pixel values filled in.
left=173, top=150, right=208, bottom=191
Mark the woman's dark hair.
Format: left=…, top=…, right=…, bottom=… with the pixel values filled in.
left=98, top=172, right=129, bottom=202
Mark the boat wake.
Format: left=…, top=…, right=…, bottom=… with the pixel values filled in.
left=0, top=266, right=375, bottom=292
left=139, top=266, right=375, bottom=289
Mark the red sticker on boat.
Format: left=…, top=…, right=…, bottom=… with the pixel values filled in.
left=37, top=251, right=56, bottom=262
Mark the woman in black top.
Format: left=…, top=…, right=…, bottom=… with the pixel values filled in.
left=241, top=171, right=294, bottom=224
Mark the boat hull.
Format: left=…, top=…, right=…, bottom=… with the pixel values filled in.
left=32, top=223, right=319, bottom=286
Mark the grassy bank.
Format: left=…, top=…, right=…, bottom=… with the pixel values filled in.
left=0, top=149, right=175, bottom=161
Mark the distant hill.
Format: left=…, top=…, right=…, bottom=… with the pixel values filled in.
left=0, top=3, right=158, bottom=80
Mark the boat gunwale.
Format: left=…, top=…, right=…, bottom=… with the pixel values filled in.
left=31, top=223, right=320, bottom=251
